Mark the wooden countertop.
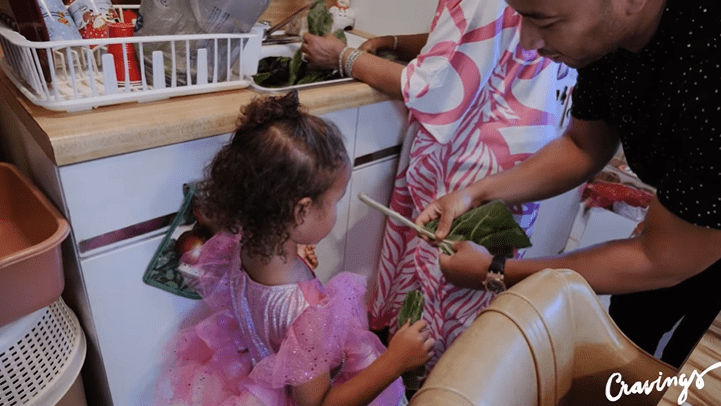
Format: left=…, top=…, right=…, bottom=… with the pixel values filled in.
left=0, top=68, right=391, bottom=166
left=658, top=310, right=721, bottom=406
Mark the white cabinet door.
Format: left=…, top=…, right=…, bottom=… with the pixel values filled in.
left=312, top=108, right=359, bottom=283
left=80, top=233, right=200, bottom=406
left=343, top=156, right=399, bottom=293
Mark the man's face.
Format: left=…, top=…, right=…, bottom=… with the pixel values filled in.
left=506, top=0, right=627, bottom=68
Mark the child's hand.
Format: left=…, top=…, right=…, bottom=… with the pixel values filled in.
left=387, top=320, right=434, bottom=374
left=297, top=244, right=319, bottom=269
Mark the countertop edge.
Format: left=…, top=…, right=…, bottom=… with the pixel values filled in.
left=0, top=70, right=391, bottom=166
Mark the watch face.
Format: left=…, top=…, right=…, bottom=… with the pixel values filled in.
left=484, top=275, right=506, bottom=294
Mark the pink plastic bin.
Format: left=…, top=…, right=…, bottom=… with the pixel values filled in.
left=0, top=163, right=70, bottom=327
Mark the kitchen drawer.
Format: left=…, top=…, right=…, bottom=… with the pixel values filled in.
left=355, top=101, right=407, bottom=160
left=58, top=134, right=232, bottom=250
left=320, top=108, right=358, bottom=161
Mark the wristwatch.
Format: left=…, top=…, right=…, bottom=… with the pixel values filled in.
left=484, top=255, right=507, bottom=294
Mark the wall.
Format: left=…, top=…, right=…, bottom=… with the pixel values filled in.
left=351, top=0, right=435, bottom=35
left=260, top=0, right=435, bottom=35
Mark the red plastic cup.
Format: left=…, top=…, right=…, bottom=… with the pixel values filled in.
left=108, top=22, right=141, bottom=85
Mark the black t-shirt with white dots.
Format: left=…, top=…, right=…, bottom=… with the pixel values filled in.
left=571, top=0, right=721, bottom=230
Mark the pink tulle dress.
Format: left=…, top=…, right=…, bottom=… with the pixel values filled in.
left=153, top=232, right=406, bottom=406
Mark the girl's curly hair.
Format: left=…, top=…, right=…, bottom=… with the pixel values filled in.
left=197, top=91, right=349, bottom=260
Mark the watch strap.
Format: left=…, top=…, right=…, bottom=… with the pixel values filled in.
left=488, top=255, right=506, bottom=277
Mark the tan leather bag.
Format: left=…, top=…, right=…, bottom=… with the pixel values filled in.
left=410, top=269, right=676, bottom=406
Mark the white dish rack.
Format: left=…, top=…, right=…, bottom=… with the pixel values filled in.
left=0, top=6, right=262, bottom=112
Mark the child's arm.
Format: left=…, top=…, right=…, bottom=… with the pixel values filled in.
left=292, top=320, right=434, bottom=406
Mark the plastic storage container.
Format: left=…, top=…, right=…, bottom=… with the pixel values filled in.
left=0, top=163, right=70, bottom=327
left=0, top=298, right=88, bottom=406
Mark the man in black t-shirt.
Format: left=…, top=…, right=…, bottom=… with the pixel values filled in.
left=414, top=0, right=721, bottom=368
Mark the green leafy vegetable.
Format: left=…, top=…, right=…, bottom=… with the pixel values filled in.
left=334, top=29, right=347, bottom=43
left=423, top=200, right=532, bottom=257
left=289, top=48, right=304, bottom=85
left=253, top=0, right=348, bottom=87
left=307, top=0, right=334, bottom=36
left=397, top=290, right=424, bottom=329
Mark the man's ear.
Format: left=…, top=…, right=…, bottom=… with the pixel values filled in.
left=294, top=197, right=313, bottom=225
left=623, top=0, right=647, bottom=15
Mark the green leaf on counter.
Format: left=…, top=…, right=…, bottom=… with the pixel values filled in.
left=252, top=72, right=272, bottom=85
left=334, top=29, right=347, bottom=43
left=307, top=0, right=334, bottom=36
left=289, top=48, right=304, bottom=85
left=253, top=2, right=348, bottom=88
left=423, top=200, right=532, bottom=257
left=297, top=71, right=328, bottom=84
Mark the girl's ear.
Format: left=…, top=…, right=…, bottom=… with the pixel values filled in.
left=294, top=197, right=313, bottom=225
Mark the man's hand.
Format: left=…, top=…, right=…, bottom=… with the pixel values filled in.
left=438, top=241, right=493, bottom=290
left=415, top=188, right=477, bottom=241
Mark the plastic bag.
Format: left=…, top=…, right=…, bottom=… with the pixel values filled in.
left=134, top=0, right=268, bottom=86
left=66, top=0, right=120, bottom=41
left=37, top=0, right=82, bottom=41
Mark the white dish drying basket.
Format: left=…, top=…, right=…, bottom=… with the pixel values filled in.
left=0, top=6, right=262, bottom=112
left=0, top=297, right=86, bottom=406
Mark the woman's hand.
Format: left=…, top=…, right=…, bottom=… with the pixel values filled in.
left=386, top=320, right=434, bottom=374
left=415, top=188, right=478, bottom=241
left=438, top=241, right=492, bottom=290
left=358, top=36, right=391, bottom=55
left=301, top=33, right=347, bottom=71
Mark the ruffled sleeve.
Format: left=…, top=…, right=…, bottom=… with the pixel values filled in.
left=179, top=231, right=242, bottom=310
left=249, top=272, right=379, bottom=388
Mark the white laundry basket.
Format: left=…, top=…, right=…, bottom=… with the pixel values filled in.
left=0, top=298, right=88, bottom=406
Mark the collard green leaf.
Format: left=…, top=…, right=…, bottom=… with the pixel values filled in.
left=307, top=0, right=334, bottom=36
left=423, top=200, right=531, bottom=256
left=397, top=290, right=424, bottom=329
left=333, top=29, right=347, bottom=44
left=296, top=71, right=328, bottom=84
left=252, top=72, right=272, bottom=85
left=253, top=2, right=347, bottom=88
left=289, top=49, right=304, bottom=85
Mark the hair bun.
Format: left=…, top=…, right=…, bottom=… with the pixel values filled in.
left=238, top=91, right=302, bottom=130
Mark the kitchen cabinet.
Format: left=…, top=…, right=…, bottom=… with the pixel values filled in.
left=343, top=156, right=400, bottom=294
left=315, top=100, right=407, bottom=283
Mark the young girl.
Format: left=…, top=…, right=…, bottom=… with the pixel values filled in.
left=154, top=91, right=434, bottom=406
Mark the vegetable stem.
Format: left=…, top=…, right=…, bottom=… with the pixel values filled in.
left=358, top=193, right=454, bottom=253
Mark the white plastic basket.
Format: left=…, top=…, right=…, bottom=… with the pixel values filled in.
left=0, top=298, right=86, bottom=406
left=0, top=6, right=262, bottom=112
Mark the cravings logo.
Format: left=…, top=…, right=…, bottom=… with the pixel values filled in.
left=605, top=362, right=721, bottom=404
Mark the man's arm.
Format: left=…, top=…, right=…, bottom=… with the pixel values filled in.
left=442, top=194, right=721, bottom=294
left=433, top=116, right=721, bottom=294
left=416, top=117, right=621, bottom=239
left=504, top=195, right=721, bottom=293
